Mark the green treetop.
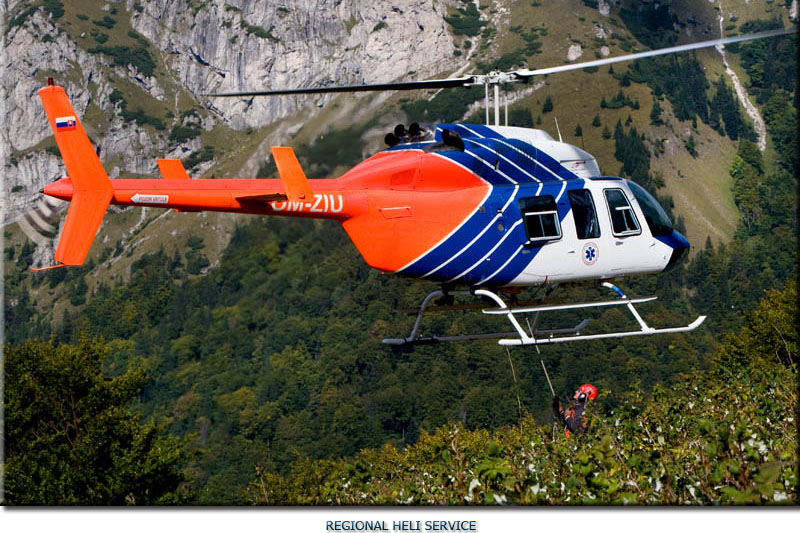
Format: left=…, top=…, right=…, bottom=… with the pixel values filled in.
left=4, top=336, right=186, bottom=504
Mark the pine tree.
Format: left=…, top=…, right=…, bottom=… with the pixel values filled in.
left=719, top=80, right=741, bottom=140
left=542, top=95, right=553, bottom=113
left=613, top=118, right=624, bottom=140
left=508, top=108, right=534, bottom=127
left=4, top=337, right=186, bottom=504
left=684, top=134, right=697, bottom=157
left=592, top=114, right=601, bottom=127
left=710, top=110, right=725, bottom=136
left=650, top=99, right=663, bottom=125
left=737, top=138, right=763, bottom=172
left=574, top=124, right=583, bottom=136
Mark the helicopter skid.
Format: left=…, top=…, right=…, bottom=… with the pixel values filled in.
left=497, top=316, right=706, bottom=346
left=382, top=287, right=705, bottom=347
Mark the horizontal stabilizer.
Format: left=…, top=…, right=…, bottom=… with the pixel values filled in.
left=157, top=159, right=191, bottom=179
left=236, top=192, right=288, bottom=203
left=270, top=147, right=314, bottom=202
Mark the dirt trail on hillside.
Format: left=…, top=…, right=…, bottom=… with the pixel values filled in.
left=715, top=2, right=767, bottom=151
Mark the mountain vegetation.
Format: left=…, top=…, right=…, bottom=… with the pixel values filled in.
left=4, top=336, right=186, bottom=504
left=248, top=281, right=797, bottom=504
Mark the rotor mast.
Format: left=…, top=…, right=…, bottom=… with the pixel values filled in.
left=474, top=71, right=519, bottom=126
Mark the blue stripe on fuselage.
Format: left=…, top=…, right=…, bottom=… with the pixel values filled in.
left=404, top=180, right=580, bottom=286
left=389, top=126, right=585, bottom=286
left=655, top=230, right=690, bottom=250
left=453, top=123, right=500, bottom=140
left=403, top=183, right=516, bottom=276
left=442, top=182, right=576, bottom=285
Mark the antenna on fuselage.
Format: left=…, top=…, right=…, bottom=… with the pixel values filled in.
left=554, top=117, right=563, bottom=143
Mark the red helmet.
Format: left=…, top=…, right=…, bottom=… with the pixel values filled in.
left=577, top=384, right=598, bottom=401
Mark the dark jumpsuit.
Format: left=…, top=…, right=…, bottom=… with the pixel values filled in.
left=555, top=399, right=587, bottom=437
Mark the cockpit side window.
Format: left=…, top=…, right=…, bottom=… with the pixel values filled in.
left=627, top=180, right=674, bottom=236
left=567, top=189, right=600, bottom=239
left=519, top=195, right=561, bottom=244
left=604, top=188, right=641, bottom=236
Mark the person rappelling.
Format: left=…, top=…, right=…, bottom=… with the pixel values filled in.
left=552, top=384, right=597, bottom=438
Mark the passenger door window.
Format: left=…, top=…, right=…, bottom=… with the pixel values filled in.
left=567, top=189, right=600, bottom=239
left=519, top=195, right=561, bottom=244
left=604, top=188, right=640, bottom=236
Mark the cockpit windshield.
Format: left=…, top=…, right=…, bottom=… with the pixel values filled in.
left=627, top=180, right=674, bottom=236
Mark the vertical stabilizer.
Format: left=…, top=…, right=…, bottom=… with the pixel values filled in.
left=270, top=146, right=314, bottom=202
left=39, top=84, right=113, bottom=265
left=157, top=158, right=191, bottom=179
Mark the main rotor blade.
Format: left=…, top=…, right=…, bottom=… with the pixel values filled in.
left=206, top=27, right=796, bottom=98
left=206, top=76, right=476, bottom=97
left=514, top=27, right=796, bottom=79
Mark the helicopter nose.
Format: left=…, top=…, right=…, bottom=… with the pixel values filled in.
left=661, top=230, right=689, bottom=271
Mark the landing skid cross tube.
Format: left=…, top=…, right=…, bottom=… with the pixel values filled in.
left=382, top=285, right=706, bottom=347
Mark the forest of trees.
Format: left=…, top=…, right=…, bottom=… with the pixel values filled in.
left=4, top=336, right=185, bottom=504
left=2, top=14, right=796, bottom=504
left=248, top=281, right=797, bottom=504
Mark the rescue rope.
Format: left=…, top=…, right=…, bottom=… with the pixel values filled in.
left=534, top=342, right=559, bottom=439
left=540, top=357, right=556, bottom=398
left=505, top=346, right=523, bottom=420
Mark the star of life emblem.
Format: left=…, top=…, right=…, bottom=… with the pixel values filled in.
left=582, top=242, right=599, bottom=266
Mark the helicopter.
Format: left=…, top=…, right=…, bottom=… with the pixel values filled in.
left=35, top=28, right=794, bottom=347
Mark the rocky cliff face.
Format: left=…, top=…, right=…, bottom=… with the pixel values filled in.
left=1, top=0, right=457, bottom=223
left=129, top=0, right=456, bottom=128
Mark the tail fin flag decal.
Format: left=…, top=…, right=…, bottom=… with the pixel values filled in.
left=39, top=85, right=113, bottom=265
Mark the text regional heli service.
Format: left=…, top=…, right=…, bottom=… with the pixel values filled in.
left=326, top=520, right=477, bottom=531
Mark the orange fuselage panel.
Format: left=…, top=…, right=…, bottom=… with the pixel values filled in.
left=338, top=151, right=489, bottom=272
left=43, top=150, right=489, bottom=273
